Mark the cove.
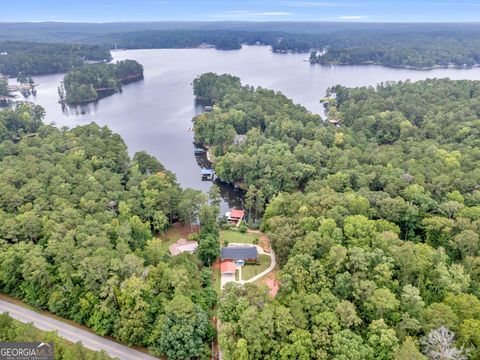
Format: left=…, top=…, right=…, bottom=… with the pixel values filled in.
left=17, top=45, right=480, bottom=213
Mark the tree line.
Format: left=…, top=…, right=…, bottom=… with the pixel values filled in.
left=309, top=31, right=480, bottom=69
left=58, top=60, right=144, bottom=105
left=193, top=73, right=480, bottom=359
left=90, top=29, right=480, bottom=68
left=2, top=29, right=480, bottom=78
left=0, top=313, right=112, bottom=360
left=0, top=102, right=222, bottom=359
left=0, top=76, right=9, bottom=97
left=0, top=41, right=111, bottom=77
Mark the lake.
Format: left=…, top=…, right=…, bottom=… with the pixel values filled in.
left=15, top=45, right=480, bottom=214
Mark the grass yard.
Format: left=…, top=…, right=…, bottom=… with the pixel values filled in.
left=236, top=254, right=272, bottom=281
left=220, top=229, right=259, bottom=245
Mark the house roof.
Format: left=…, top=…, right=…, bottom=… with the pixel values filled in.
left=169, top=239, right=198, bottom=256
left=221, top=246, right=257, bottom=261
left=221, top=261, right=237, bottom=274
left=229, top=209, right=245, bottom=219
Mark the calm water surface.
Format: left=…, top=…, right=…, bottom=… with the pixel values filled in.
left=17, top=46, right=480, bottom=212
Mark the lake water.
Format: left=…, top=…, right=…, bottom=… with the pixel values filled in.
left=15, top=45, right=480, bottom=213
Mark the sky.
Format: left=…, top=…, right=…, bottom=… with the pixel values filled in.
left=2, top=0, right=480, bottom=23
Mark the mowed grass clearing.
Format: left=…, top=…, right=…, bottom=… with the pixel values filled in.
left=220, top=229, right=258, bottom=245
left=236, top=254, right=272, bottom=281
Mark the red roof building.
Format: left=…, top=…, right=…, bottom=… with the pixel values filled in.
left=220, top=260, right=237, bottom=274
left=226, top=209, right=245, bottom=226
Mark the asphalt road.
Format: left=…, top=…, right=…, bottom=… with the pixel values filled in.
left=0, top=299, right=159, bottom=360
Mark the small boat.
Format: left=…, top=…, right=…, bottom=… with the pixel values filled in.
left=204, top=106, right=213, bottom=112
left=194, top=147, right=205, bottom=154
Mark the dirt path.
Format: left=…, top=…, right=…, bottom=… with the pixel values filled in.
left=247, top=229, right=271, bottom=252
left=245, top=230, right=279, bottom=296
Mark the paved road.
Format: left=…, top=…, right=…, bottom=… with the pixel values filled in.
left=220, top=272, right=235, bottom=289
left=0, top=299, right=159, bottom=360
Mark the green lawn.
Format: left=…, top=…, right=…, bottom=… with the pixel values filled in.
left=236, top=254, right=271, bottom=281
left=220, top=229, right=258, bottom=245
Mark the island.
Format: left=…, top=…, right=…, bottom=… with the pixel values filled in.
left=58, top=59, right=144, bottom=105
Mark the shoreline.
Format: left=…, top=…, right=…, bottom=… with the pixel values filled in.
left=308, top=60, right=480, bottom=71
left=61, top=74, right=143, bottom=106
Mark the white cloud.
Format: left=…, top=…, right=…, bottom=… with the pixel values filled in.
left=228, top=10, right=293, bottom=16
left=276, top=1, right=353, bottom=8
left=210, top=10, right=294, bottom=19
left=338, top=15, right=365, bottom=20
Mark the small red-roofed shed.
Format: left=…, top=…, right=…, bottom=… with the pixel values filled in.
left=220, top=260, right=236, bottom=274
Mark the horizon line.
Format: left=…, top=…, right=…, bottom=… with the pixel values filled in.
left=2, top=20, right=480, bottom=24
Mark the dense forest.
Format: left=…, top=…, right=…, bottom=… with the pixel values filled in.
left=0, top=102, right=222, bottom=359
left=0, top=41, right=111, bottom=77
left=0, top=313, right=112, bottom=359
left=58, top=60, right=144, bottom=104
left=308, top=31, right=480, bottom=69
left=90, top=29, right=480, bottom=68
left=1, top=27, right=480, bottom=73
left=0, top=76, right=8, bottom=96
left=89, top=29, right=480, bottom=68
left=194, top=73, right=480, bottom=359
left=2, top=21, right=480, bottom=42
left=91, top=30, right=278, bottom=51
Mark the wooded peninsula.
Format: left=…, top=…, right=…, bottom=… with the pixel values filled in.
left=193, top=73, right=480, bottom=359
left=0, top=41, right=111, bottom=77
left=58, top=60, right=144, bottom=105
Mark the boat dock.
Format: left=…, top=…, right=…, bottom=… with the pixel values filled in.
left=201, top=168, right=215, bottom=180
left=194, top=147, right=206, bottom=154
left=8, top=84, right=38, bottom=92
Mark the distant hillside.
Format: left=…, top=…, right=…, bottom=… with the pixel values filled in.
left=0, top=41, right=111, bottom=77
left=1, top=22, right=480, bottom=70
